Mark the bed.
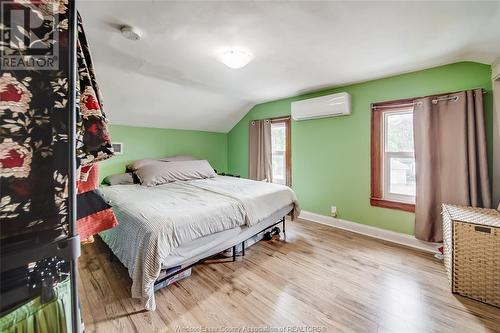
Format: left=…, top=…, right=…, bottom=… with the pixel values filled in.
left=98, top=175, right=299, bottom=310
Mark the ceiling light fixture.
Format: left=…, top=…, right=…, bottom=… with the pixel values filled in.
left=219, top=49, right=253, bottom=69
left=120, top=25, right=142, bottom=41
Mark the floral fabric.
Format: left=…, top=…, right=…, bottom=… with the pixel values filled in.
left=74, top=12, right=117, bottom=240
left=75, top=13, right=113, bottom=167
left=1, top=0, right=71, bottom=238
left=0, top=3, right=114, bottom=239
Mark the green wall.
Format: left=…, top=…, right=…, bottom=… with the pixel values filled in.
left=101, top=125, right=228, bottom=180
left=227, top=62, right=493, bottom=235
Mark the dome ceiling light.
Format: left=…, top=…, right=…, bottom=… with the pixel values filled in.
left=219, top=49, right=253, bottom=69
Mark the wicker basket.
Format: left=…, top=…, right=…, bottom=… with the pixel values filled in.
left=442, top=204, right=500, bottom=307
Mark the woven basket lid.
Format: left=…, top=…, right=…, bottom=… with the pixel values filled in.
left=442, top=204, right=500, bottom=227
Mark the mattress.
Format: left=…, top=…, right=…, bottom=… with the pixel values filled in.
left=162, top=204, right=292, bottom=269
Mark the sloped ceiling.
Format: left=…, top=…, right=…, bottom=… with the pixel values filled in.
left=77, top=1, right=500, bottom=133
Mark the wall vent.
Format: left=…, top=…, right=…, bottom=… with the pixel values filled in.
left=111, top=142, right=123, bottom=155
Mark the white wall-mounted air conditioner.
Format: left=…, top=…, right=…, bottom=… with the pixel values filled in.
left=291, top=92, right=351, bottom=121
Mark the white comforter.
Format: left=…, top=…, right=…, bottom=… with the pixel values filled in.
left=99, top=176, right=299, bottom=310
left=189, top=176, right=300, bottom=225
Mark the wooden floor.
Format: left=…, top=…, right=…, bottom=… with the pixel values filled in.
left=79, top=219, right=500, bottom=333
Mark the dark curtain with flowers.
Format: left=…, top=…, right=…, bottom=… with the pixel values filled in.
left=75, top=12, right=117, bottom=242
left=75, top=12, right=113, bottom=166
left=0, top=5, right=116, bottom=241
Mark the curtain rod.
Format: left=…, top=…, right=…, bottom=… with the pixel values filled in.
left=372, top=96, right=460, bottom=110
left=371, top=89, right=486, bottom=110
left=251, top=115, right=290, bottom=124
left=270, top=116, right=291, bottom=121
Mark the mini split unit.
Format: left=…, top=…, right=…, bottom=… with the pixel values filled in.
left=291, top=92, right=351, bottom=121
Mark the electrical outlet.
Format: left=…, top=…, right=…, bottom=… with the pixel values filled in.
left=331, top=206, right=337, bottom=218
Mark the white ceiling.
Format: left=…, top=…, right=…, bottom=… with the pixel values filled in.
left=77, top=1, right=500, bottom=133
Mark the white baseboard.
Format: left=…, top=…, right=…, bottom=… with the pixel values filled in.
left=298, top=210, right=440, bottom=253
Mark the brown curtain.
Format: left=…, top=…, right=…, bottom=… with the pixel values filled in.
left=249, top=119, right=273, bottom=182
left=413, top=89, right=491, bottom=242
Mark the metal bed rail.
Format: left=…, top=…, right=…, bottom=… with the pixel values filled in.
left=153, top=216, right=286, bottom=286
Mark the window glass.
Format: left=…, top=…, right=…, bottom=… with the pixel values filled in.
left=271, top=122, right=286, bottom=185
left=389, top=156, right=416, bottom=197
left=385, top=112, right=414, bottom=152
left=383, top=110, right=415, bottom=202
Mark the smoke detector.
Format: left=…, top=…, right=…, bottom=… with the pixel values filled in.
left=120, top=26, right=142, bottom=41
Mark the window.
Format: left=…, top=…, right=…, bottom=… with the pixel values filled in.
left=383, top=109, right=415, bottom=202
left=271, top=118, right=291, bottom=186
left=371, top=101, right=415, bottom=212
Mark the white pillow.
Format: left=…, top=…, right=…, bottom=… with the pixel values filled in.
left=103, top=172, right=135, bottom=185
left=135, top=160, right=216, bottom=186
left=126, top=155, right=197, bottom=171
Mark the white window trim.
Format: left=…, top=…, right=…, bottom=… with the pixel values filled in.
left=382, top=108, right=416, bottom=204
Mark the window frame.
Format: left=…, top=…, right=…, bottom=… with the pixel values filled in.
left=270, top=117, right=291, bottom=187
left=371, top=100, right=416, bottom=212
